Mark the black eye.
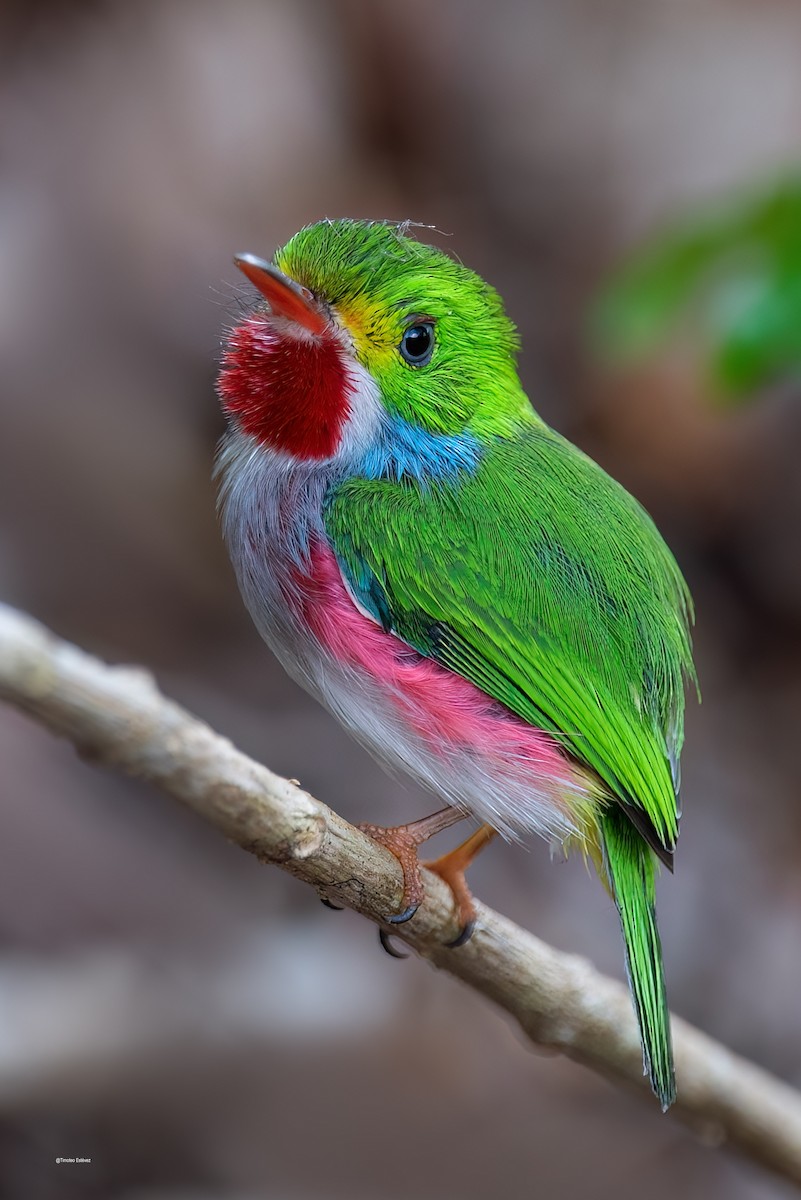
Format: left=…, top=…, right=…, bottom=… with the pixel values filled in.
left=399, top=322, right=435, bottom=366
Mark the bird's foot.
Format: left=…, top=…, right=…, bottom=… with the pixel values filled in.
left=424, top=823, right=497, bottom=947
left=357, top=811, right=497, bottom=954
left=357, top=805, right=466, bottom=925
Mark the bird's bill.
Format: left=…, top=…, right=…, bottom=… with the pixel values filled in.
left=233, top=253, right=327, bottom=336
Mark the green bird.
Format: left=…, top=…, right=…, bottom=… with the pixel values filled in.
left=216, top=219, right=696, bottom=1108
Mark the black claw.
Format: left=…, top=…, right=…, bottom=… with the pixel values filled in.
left=446, top=919, right=475, bottom=949
left=320, top=895, right=344, bottom=911
left=379, top=928, right=409, bottom=959
left=387, top=902, right=420, bottom=925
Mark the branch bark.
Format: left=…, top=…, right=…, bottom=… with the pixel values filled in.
left=0, top=603, right=799, bottom=1186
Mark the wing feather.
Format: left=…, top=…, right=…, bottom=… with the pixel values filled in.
left=325, top=424, right=695, bottom=850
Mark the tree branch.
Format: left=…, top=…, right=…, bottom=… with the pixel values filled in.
left=0, top=603, right=799, bottom=1186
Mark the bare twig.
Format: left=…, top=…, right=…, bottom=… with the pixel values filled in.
left=0, top=603, right=800, bottom=1186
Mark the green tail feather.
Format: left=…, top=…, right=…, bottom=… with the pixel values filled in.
left=601, top=809, right=676, bottom=1109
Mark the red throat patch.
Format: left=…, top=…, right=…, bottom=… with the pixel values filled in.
left=218, top=317, right=352, bottom=460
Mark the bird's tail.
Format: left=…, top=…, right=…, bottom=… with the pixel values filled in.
left=600, top=808, right=675, bottom=1109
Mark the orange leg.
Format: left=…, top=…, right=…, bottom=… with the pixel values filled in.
left=424, top=824, right=498, bottom=947
left=356, top=809, right=498, bottom=952
left=358, top=806, right=467, bottom=925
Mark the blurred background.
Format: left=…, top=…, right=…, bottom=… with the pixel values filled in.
left=1, top=1, right=800, bottom=1197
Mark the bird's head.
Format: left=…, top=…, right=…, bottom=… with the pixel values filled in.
left=218, top=220, right=529, bottom=468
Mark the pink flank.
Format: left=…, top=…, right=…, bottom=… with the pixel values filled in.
left=300, top=541, right=574, bottom=787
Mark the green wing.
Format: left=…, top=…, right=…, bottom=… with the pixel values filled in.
left=325, top=424, right=695, bottom=854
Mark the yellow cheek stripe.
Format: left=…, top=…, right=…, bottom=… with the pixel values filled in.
left=336, top=298, right=397, bottom=372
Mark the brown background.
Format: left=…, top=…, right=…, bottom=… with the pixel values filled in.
left=1, top=2, right=800, bottom=1197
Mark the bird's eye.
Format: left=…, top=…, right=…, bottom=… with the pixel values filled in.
left=399, top=322, right=435, bottom=366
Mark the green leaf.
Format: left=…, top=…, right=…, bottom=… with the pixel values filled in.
left=593, top=175, right=801, bottom=402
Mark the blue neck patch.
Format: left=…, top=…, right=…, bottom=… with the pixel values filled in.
left=356, top=412, right=483, bottom=483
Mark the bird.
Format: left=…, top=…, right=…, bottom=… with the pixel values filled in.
left=215, top=219, right=696, bottom=1109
